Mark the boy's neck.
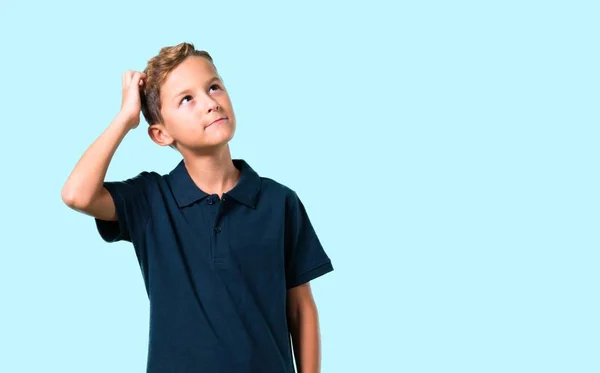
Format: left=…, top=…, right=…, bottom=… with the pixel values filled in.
left=182, top=144, right=241, bottom=198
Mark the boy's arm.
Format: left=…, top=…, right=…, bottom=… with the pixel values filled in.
left=287, top=282, right=322, bottom=373
left=284, top=193, right=334, bottom=373
left=61, top=71, right=146, bottom=221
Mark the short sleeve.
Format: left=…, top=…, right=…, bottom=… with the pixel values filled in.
left=95, top=171, right=156, bottom=244
left=285, top=192, right=334, bottom=289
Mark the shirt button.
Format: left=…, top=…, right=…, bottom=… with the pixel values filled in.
left=207, top=198, right=214, bottom=205
left=214, top=227, right=222, bottom=233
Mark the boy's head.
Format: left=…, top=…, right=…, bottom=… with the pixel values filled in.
left=140, top=42, right=236, bottom=153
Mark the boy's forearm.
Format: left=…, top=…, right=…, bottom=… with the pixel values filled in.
left=61, top=113, right=132, bottom=208
left=289, top=302, right=321, bottom=373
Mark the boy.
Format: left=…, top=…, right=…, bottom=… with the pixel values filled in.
left=61, top=42, right=333, bottom=373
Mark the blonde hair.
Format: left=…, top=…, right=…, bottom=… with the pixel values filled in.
left=140, top=42, right=215, bottom=125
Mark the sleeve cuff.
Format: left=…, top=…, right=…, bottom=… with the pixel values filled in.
left=287, top=260, right=334, bottom=289
left=95, top=182, right=128, bottom=242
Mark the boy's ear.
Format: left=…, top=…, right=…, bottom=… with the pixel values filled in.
left=148, top=123, right=175, bottom=147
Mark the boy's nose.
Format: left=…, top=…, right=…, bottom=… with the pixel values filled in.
left=203, top=97, right=220, bottom=113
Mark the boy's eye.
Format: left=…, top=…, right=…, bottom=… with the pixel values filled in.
left=180, top=95, right=192, bottom=104
left=209, top=84, right=221, bottom=92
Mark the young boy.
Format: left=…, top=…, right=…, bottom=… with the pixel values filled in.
left=61, top=42, right=333, bottom=373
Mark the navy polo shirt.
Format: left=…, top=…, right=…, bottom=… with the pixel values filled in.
left=94, top=159, right=333, bottom=373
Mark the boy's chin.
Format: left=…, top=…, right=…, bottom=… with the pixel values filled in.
left=182, top=136, right=235, bottom=153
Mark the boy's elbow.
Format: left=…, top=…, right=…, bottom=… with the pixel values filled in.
left=61, top=185, right=90, bottom=210
left=61, top=188, right=79, bottom=209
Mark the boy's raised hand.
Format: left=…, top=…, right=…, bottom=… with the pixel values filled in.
left=119, top=70, right=146, bottom=129
left=61, top=69, right=148, bottom=220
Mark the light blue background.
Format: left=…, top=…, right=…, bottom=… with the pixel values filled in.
left=1, top=1, right=598, bottom=372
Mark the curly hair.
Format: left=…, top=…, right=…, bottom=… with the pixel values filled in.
left=140, top=42, right=215, bottom=125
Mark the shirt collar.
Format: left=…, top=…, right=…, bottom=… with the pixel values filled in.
left=168, top=158, right=261, bottom=208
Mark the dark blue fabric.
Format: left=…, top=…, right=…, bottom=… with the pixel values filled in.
left=95, top=159, right=333, bottom=373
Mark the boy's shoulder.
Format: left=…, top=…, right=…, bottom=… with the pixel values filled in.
left=257, top=175, right=298, bottom=199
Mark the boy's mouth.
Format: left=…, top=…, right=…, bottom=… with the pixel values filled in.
left=207, top=117, right=228, bottom=128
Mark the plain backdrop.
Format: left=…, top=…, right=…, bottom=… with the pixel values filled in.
left=1, top=1, right=598, bottom=372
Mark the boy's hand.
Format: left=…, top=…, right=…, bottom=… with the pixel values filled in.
left=119, top=70, right=147, bottom=129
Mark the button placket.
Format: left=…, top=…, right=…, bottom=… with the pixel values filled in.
left=212, top=195, right=230, bottom=262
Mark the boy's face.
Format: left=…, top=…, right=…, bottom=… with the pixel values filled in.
left=150, top=56, right=236, bottom=151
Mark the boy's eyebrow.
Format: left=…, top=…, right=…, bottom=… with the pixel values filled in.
left=172, top=76, right=221, bottom=101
